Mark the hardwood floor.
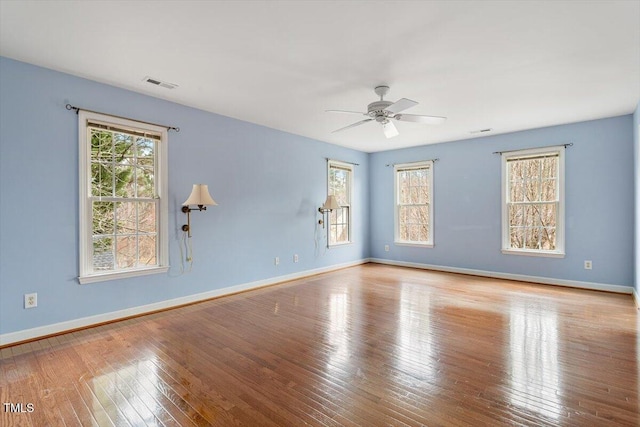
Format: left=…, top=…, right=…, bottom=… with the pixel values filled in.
left=1, top=263, right=638, bottom=426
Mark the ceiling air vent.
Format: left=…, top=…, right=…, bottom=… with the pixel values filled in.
left=143, top=76, right=178, bottom=90
left=469, top=128, right=493, bottom=134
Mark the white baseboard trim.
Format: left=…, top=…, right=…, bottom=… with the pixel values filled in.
left=633, top=289, right=640, bottom=310
left=0, top=259, right=368, bottom=347
left=369, top=258, right=633, bottom=294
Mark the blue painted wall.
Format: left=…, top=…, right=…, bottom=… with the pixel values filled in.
left=634, top=102, right=639, bottom=296
left=0, top=57, right=369, bottom=335
left=369, top=116, right=635, bottom=287
left=0, top=56, right=636, bottom=338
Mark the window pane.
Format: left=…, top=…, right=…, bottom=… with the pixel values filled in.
left=91, top=162, right=114, bottom=197
left=525, top=227, right=541, bottom=250
left=510, top=181, right=524, bottom=202
left=525, top=159, right=541, bottom=180
left=417, top=205, right=428, bottom=224
left=115, top=202, right=137, bottom=235
left=419, top=185, right=428, bottom=204
left=335, top=225, right=345, bottom=243
left=419, top=170, right=428, bottom=186
left=525, top=179, right=540, bottom=201
left=509, top=204, right=524, bottom=227
left=541, top=178, right=557, bottom=201
left=93, top=236, right=114, bottom=271
left=408, top=225, right=420, bottom=241
left=410, top=171, right=419, bottom=186
left=136, top=162, right=154, bottom=198
left=524, top=205, right=540, bottom=227
left=91, top=130, right=113, bottom=159
left=139, top=202, right=156, bottom=233
left=136, top=137, right=155, bottom=158
left=138, top=235, right=157, bottom=266
left=509, top=161, right=524, bottom=181
left=410, top=187, right=419, bottom=204
left=405, top=206, right=416, bottom=224
left=115, top=165, right=135, bottom=198
left=510, top=227, right=524, bottom=249
left=542, top=157, right=557, bottom=178
left=116, top=236, right=137, bottom=268
left=419, top=224, right=428, bottom=242
left=93, top=202, right=115, bottom=236
left=329, top=209, right=337, bottom=224
left=540, top=203, right=557, bottom=227
left=113, top=133, right=135, bottom=159
left=330, top=167, right=348, bottom=205
left=399, top=221, right=408, bottom=241
left=542, top=227, right=556, bottom=250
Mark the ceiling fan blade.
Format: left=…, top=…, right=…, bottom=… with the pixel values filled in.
left=384, top=98, right=418, bottom=114
left=332, top=118, right=373, bottom=133
left=395, top=113, right=447, bottom=125
left=326, top=109, right=367, bottom=116
left=382, top=121, right=399, bottom=138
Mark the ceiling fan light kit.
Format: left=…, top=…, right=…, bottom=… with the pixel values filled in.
left=327, top=85, right=446, bottom=138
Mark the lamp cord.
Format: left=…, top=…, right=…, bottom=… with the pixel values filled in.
left=314, top=213, right=328, bottom=257
left=179, top=230, right=193, bottom=274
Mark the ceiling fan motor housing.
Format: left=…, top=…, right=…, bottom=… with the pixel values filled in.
left=368, top=100, right=393, bottom=121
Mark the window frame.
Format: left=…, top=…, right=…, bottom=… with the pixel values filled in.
left=327, top=160, right=353, bottom=246
left=78, top=110, right=169, bottom=284
left=394, top=160, right=434, bottom=247
left=501, top=145, right=565, bottom=258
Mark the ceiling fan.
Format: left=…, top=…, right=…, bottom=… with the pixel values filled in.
left=327, top=86, right=446, bottom=138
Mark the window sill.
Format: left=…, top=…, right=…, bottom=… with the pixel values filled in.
left=79, top=266, right=169, bottom=284
left=501, top=249, right=565, bottom=258
left=328, top=241, right=353, bottom=248
left=395, top=241, right=434, bottom=248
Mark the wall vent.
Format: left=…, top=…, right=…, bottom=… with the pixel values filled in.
left=143, top=76, right=178, bottom=90
left=470, top=128, right=493, bottom=134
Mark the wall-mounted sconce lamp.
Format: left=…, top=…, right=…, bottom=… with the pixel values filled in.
left=182, top=184, right=217, bottom=237
left=318, top=195, right=339, bottom=229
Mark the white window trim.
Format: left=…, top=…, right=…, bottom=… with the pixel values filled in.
left=501, top=145, right=565, bottom=258
left=394, top=160, right=434, bottom=247
left=78, top=111, right=169, bottom=284
left=327, top=160, right=353, bottom=247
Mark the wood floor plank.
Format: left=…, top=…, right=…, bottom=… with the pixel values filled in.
left=1, top=264, right=638, bottom=426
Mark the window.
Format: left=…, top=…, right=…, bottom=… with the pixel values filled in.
left=328, top=160, right=353, bottom=245
left=395, top=161, right=434, bottom=246
left=502, top=146, right=565, bottom=257
left=79, top=111, right=169, bottom=283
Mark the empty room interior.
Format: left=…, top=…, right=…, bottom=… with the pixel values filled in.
left=1, top=1, right=639, bottom=426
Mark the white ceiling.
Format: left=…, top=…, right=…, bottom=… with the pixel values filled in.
left=1, top=1, right=638, bottom=152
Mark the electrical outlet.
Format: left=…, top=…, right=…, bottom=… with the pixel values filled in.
left=24, top=293, right=37, bottom=309
left=584, top=260, right=592, bottom=270
left=274, top=257, right=279, bottom=266
left=294, top=254, right=299, bottom=263
left=384, top=245, right=390, bottom=252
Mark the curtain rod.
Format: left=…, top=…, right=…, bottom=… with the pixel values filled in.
left=493, top=143, right=572, bottom=155
left=326, top=157, right=359, bottom=166
left=386, top=158, right=439, bottom=167
left=66, top=104, right=180, bottom=132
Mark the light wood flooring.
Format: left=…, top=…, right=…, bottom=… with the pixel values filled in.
left=1, top=263, right=638, bottom=426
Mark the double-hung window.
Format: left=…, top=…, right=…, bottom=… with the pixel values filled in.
left=328, top=160, right=353, bottom=246
left=394, top=161, right=434, bottom=246
left=501, top=146, right=565, bottom=257
left=78, top=111, right=169, bottom=283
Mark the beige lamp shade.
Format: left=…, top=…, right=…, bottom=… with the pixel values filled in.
left=322, top=195, right=340, bottom=210
left=183, top=184, right=217, bottom=206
